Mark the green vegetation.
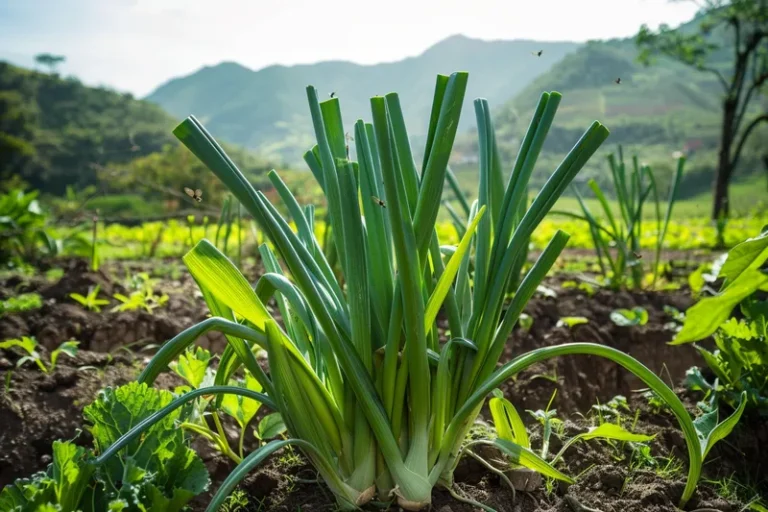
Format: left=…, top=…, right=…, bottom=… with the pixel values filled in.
left=69, top=285, right=110, bottom=312
left=637, top=0, right=768, bottom=219
left=145, top=37, right=579, bottom=164
left=169, top=346, right=286, bottom=463
left=88, top=72, right=732, bottom=512
left=1, top=8, right=766, bottom=512
left=561, top=145, right=684, bottom=289
left=0, top=336, right=79, bottom=374
left=0, top=382, right=209, bottom=511
left=0, top=292, right=42, bottom=315
left=675, top=227, right=768, bottom=414
left=0, top=61, right=176, bottom=194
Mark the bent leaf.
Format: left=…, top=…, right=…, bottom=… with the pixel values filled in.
left=719, top=229, right=768, bottom=286
left=489, top=390, right=530, bottom=448
left=695, top=392, right=747, bottom=460
left=495, top=438, right=574, bottom=484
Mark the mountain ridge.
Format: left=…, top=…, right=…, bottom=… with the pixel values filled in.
left=146, top=35, right=582, bottom=164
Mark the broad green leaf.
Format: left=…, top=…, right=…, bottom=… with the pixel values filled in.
left=183, top=239, right=272, bottom=330
left=673, top=270, right=768, bottom=344
left=695, top=392, right=747, bottom=459
left=719, top=229, right=768, bottom=285
left=495, top=438, right=574, bottom=483
left=170, top=346, right=212, bottom=389
left=221, top=373, right=264, bottom=429
left=85, top=382, right=209, bottom=509
left=556, top=316, right=589, bottom=328
left=51, top=440, right=94, bottom=510
left=610, top=307, right=649, bottom=326
left=257, top=413, right=287, bottom=440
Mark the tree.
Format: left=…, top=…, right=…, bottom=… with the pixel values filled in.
left=637, top=0, right=767, bottom=220
left=34, top=53, right=66, bottom=74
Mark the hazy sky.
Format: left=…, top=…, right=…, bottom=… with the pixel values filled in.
left=0, top=0, right=700, bottom=97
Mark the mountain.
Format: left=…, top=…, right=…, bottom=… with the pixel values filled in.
left=495, top=37, right=724, bottom=155
left=146, top=35, right=581, bottom=164
left=0, top=61, right=178, bottom=195
left=465, top=15, right=766, bottom=196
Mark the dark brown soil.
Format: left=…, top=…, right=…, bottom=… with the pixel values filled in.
left=1, top=261, right=763, bottom=511
left=498, top=277, right=702, bottom=415
left=0, top=257, right=249, bottom=352
left=0, top=351, right=140, bottom=487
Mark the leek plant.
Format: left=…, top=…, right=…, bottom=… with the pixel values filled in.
left=559, top=146, right=685, bottom=289
left=94, top=73, right=708, bottom=511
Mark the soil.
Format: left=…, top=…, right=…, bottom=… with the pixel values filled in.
left=498, top=275, right=702, bottom=415
left=0, top=258, right=265, bottom=353
left=1, top=258, right=764, bottom=511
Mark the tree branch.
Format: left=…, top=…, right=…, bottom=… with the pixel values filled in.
left=730, top=113, right=768, bottom=171
left=733, top=29, right=768, bottom=132
left=702, top=66, right=730, bottom=90
left=735, top=70, right=768, bottom=132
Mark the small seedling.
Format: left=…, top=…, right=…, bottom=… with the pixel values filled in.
left=557, top=316, right=589, bottom=328
left=610, top=307, right=649, bottom=326
left=0, top=336, right=79, bottom=373
left=70, top=285, right=110, bottom=312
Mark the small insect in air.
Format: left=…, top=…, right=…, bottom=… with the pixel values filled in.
left=615, top=77, right=622, bottom=85
left=330, top=92, right=336, bottom=98
left=184, top=187, right=203, bottom=202
left=633, top=251, right=643, bottom=259
left=532, top=50, right=543, bottom=57
left=372, top=196, right=386, bottom=208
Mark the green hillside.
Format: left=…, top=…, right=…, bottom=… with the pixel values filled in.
left=451, top=17, right=766, bottom=200
left=0, top=61, right=178, bottom=195
left=145, top=36, right=580, bottom=165
left=498, top=39, right=722, bottom=151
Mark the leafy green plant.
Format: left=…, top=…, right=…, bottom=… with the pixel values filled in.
left=484, top=390, right=653, bottom=480
left=558, top=145, right=685, bottom=289
left=674, top=227, right=768, bottom=345
left=0, top=189, right=57, bottom=266
left=0, top=382, right=210, bottom=511
left=610, top=307, right=649, bottom=326
left=112, top=290, right=169, bottom=313
left=675, top=227, right=768, bottom=413
left=684, top=315, right=768, bottom=414
left=561, top=280, right=595, bottom=296
left=0, top=292, right=42, bottom=315
left=0, top=336, right=78, bottom=373
left=69, top=284, right=110, bottom=312
left=169, top=346, right=285, bottom=463
left=112, top=273, right=169, bottom=313
left=93, top=74, right=712, bottom=511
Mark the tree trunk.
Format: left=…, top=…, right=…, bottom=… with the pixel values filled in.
left=712, top=97, right=738, bottom=220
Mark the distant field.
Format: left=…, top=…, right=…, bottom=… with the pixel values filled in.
left=552, top=174, right=768, bottom=219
